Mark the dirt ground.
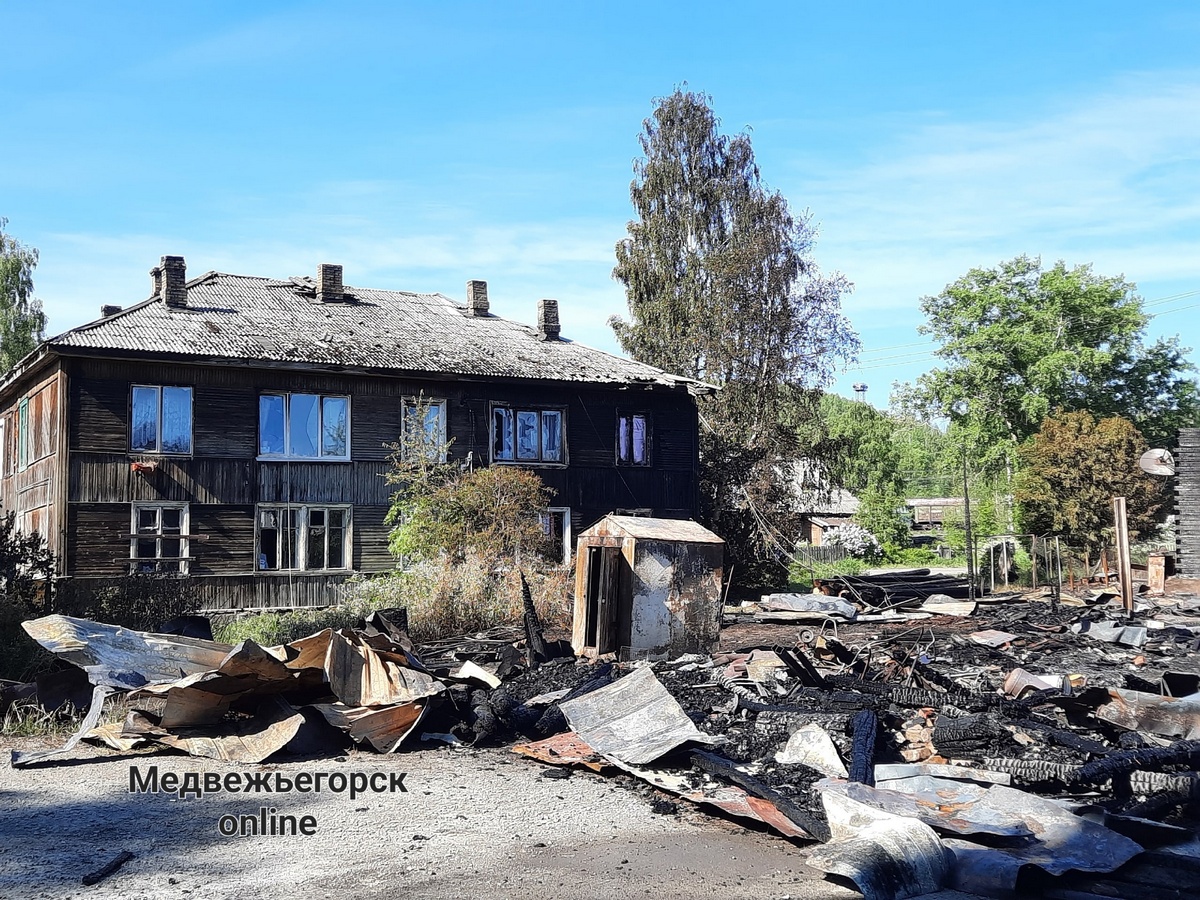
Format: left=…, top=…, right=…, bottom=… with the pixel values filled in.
left=0, top=735, right=984, bottom=900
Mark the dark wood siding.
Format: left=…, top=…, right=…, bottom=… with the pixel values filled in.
left=68, top=502, right=128, bottom=576
left=58, top=356, right=699, bottom=608
left=190, top=505, right=255, bottom=575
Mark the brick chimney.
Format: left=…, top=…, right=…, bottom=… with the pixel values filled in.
left=149, top=265, right=162, bottom=298
left=466, top=280, right=489, bottom=316
left=537, top=298, right=560, bottom=341
left=161, top=256, right=187, bottom=308
left=317, top=263, right=344, bottom=302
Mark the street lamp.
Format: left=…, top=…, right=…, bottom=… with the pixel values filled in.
left=949, top=400, right=977, bottom=602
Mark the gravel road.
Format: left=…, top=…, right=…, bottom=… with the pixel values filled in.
left=1, top=736, right=979, bottom=900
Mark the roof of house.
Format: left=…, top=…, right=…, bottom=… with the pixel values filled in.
left=46, top=270, right=710, bottom=391
left=581, top=514, right=724, bottom=544
left=793, top=487, right=860, bottom=517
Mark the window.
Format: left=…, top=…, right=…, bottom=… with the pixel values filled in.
left=259, top=393, right=349, bottom=460
left=131, top=504, right=189, bottom=574
left=257, top=505, right=350, bottom=571
left=492, top=406, right=563, bottom=463
left=540, top=507, right=572, bottom=564
left=616, top=413, right=650, bottom=466
left=402, top=397, right=447, bottom=462
left=131, top=385, right=193, bottom=454
left=17, top=398, right=29, bottom=471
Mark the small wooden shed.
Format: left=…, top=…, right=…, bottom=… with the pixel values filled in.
left=572, top=515, right=725, bottom=659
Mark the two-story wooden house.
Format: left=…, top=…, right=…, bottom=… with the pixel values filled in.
left=0, top=257, right=709, bottom=610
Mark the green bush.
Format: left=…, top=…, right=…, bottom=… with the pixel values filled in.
left=55, top=574, right=199, bottom=633
left=214, top=595, right=385, bottom=647
left=883, top=545, right=942, bottom=567
left=0, top=510, right=56, bottom=681
left=788, top=556, right=866, bottom=592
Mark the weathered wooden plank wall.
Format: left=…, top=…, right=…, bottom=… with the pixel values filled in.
left=0, top=365, right=65, bottom=570
left=49, top=355, right=700, bottom=609
left=1177, top=428, right=1200, bottom=577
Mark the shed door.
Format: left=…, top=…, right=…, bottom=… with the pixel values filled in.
left=584, top=546, right=624, bottom=655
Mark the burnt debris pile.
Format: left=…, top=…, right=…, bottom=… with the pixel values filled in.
left=11, top=585, right=1200, bottom=899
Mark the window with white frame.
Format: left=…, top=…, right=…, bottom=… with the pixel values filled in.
left=401, top=397, right=447, bottom=462
left=492, top=406, right=563, bottom=463
left=616, top=412, right=650, bottom=466
left=131, top=385, right=193, bottom=454
left=256, top=505, right=350, bottom=571
left=131, top=503, right=189, bottom=574
left=259, top=393, right=350, bottom=460
left=539, top=507, right=572, bottom=564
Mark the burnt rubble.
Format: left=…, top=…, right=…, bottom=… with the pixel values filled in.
left=12, top=581, right=1200, bottom=899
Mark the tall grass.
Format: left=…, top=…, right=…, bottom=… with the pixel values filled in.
left=787, top=556, right=867, bottom=592
left=214, top=557, right=574, bottom=646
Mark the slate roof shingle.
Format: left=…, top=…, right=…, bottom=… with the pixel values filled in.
left=49, top=271, right=708, bottom=391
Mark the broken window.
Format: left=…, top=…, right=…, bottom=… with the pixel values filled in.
left=131, top=385, right=193, bottom=454
left=131, top=504, right=189, bottom=574
left=539, top=507, right=572, bottom=564
left=258, top=393, right=349, bottom=460
left=401, top=397, right=447, bottom=462
left=616, top=413, right=649, bottom=466
left=257, top=505, right=350, bottom=571
left=492, top=406, right=563, bottom=463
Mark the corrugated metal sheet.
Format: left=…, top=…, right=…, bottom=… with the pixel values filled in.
left=50, top=272, right=706, bottom=390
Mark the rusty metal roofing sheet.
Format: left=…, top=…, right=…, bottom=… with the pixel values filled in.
left=49, top=272, right=706, bottom=389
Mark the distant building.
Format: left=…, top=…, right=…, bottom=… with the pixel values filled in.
left=906, top=497, right=965, bottom=531
left=795, top=487, right=860, bottom=546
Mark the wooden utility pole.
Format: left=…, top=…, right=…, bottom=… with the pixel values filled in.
left=1112, top=496, right=1134, bottom=615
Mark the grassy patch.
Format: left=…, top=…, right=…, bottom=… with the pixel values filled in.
left=788, top=556, right=867, bottom=592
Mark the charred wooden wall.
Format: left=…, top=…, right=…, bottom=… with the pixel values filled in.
left=1177, top=428, right=1200, bottom=577
left=55, top=355, right=699, bottom=610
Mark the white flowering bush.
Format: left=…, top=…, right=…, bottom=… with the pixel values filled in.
left=824, top=523, right=882, bottom=561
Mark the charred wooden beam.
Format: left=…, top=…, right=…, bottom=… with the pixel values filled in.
left=689, top=749, right=831, bottom=842
left=1008, top=717, right=1112, bottom=756
left=1073, top=739, right=1200, bottom=786
left=520, top=570, right=548, bottom=667
left=771, top=645, right=826, bottom=689
left=82, top=851, right=134, bottom=886
left=848, top=709, right=878, bottom=786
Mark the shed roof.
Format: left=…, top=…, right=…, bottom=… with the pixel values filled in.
left=47, top=270, right=710, bottom=391
left=581, top=515, right=724, bottom=544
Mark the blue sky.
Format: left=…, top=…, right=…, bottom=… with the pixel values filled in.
left=3, top=2, right=1198, bottom=405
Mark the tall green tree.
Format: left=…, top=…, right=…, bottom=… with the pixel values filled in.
left=0, top=219, right=47, bottom=374
left=611, top=89, right=858, bottom=586
left=896, top=256, right=1198, bottom=473
left=800, top=393, right=903, bottom=498
left=1014, top=411, right=1167, bottom=563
